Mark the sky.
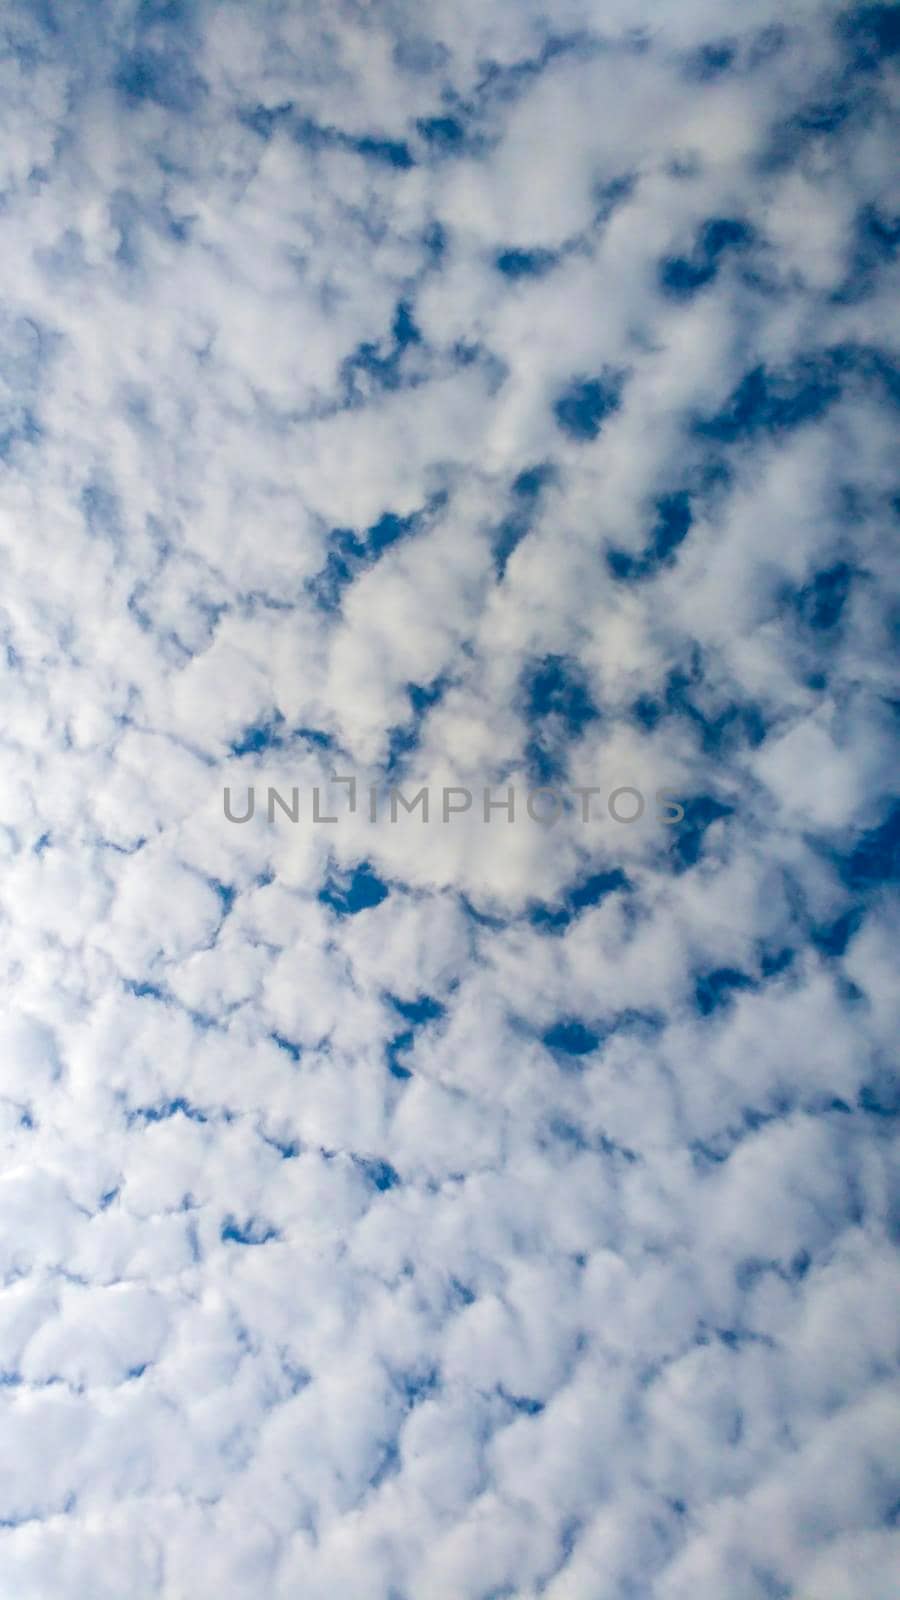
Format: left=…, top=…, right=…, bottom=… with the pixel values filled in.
left=0, top=1, right=898, bottom=1597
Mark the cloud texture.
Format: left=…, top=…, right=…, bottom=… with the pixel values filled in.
left=0, top=1, right=898, bottom=1596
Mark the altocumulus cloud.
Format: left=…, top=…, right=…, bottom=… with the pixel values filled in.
left=0, top=1, right=898, bottom=1597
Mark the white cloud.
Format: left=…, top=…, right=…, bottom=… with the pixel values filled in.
left=0, top=0, right=896, bottom=1595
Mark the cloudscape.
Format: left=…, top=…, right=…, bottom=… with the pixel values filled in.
left=0, top=2, right=898, bottom=1596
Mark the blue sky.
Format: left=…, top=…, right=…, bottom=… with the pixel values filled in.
left=0, top=2, right=898, bottom=1597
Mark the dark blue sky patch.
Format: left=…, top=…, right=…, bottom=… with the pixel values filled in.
left=492, top=462, right=556, bottom=577
left=693, top=354, right=846, bottom=441
left=287, top=116, right=414, bottom=168
left=569, top=869, right=630, bottom=912
left=238, top=102, right=294, bottom=141
left=760, top=945, right=795, bottom=979
left=764, top=91, right=857, bottom=169
left=838, top=4, right=900, bottom=71
left=221, top=1216, right=280, bottom=1246
left=523, top=655, right=598, bottom=733
left=607, top=548, right=640, bottom=582
left=286, top=115, right=333, bottom=154
left=310, top=497, right=438, bottom=613
left=353, top=1155, right=401, bottom=1191
left=651, top=491, right=693, bottom=561
left=608, top=491, right=694, bottom=581
left=369, top=509, right=417, bottom=556
left=521, top=654, right=599, bottom=785
left=395, top=1366, right=440, bottom=1407
left=686, top=40, right=737, bottom=79
left=528, top=903, right=573, bottom=932
left=791, top=561, right=856, bottom=631
left=513, top=464, right=556, bottom=501
left=115, top=49, right=208, bottom=114
left=372, top=495, right=436, bottom=555
left=855, top=202, right=900, bottom=261
left=523, top=732, right=563, bottom=787
left=130, top=1097, right=209, bottom=1125
left=341, top=299, right=423, bottom=401
left=497, top=1387, right=544, bottom=1416
left=659, top=256, right=714, bottom=299
left=529, top=868, right=630, bottom=933
left=660, top=217, right=753, bottom=299
left=747, top=24, right=788, bottom=67
left=811, top=904, right=866, bottom=959
left=694, top=343, right=900, bottom=443
left=137, top=0, right=194, bottom=22
left=270, top=1032, right=302, bottom=1063
left=124, top=979, right=168, bottom=1002
left=309, top=535, right=362, bottom=612
left=494, top=247, right=559, bottom=280
left=591, top=173, right=637, bottom=229
left=834, top=801, right=900, bottom=890
left=416, top=115, right=465, bottom=151
left=351, top=135, right=414, bottom=168
left=632, top=656, right=767, bottom=755
left=793, top=100, right=851, bottom=135
left=294, top=726, right=334, bottom=751
left=385, top=1031, right=414, bottom=1080
left=473, top=31, right=597, bottom=111
left=694, top=966, right=755, bottom=1017
left=384, top=993, right=445, bottom=1079
left=669, top=795, right=734, bottom=871
left=319, top=861, right=390, bottom=915
left=542, top=1019, right=601, bottom=1057
left=457, top=895, right=509, bottom=932
left=696, top=699, right=767, bottom=756
left=858, top=344, right=900, bottom=407
left=210, top=879, right=237, bottom=916
left=632, top=692, right=662, bottom=730
left=391, top=300, right=422, bottom=353
left=553, top=371, right=622, bottom=440
left=407, top=677, right=446, bottom=718
left=262, top=1131, right=301, bottom=1160
left=835, top=202, right=900, bottom=301
left=789, top=1249, right=813, bottom=1282
left=385, top=675, right=448, bottom=778
left=389, top=993, right=446, bottom=1025
left=859, top=1076, right=900, bottom=1119
left=228, top=713, right=285, bottom=757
